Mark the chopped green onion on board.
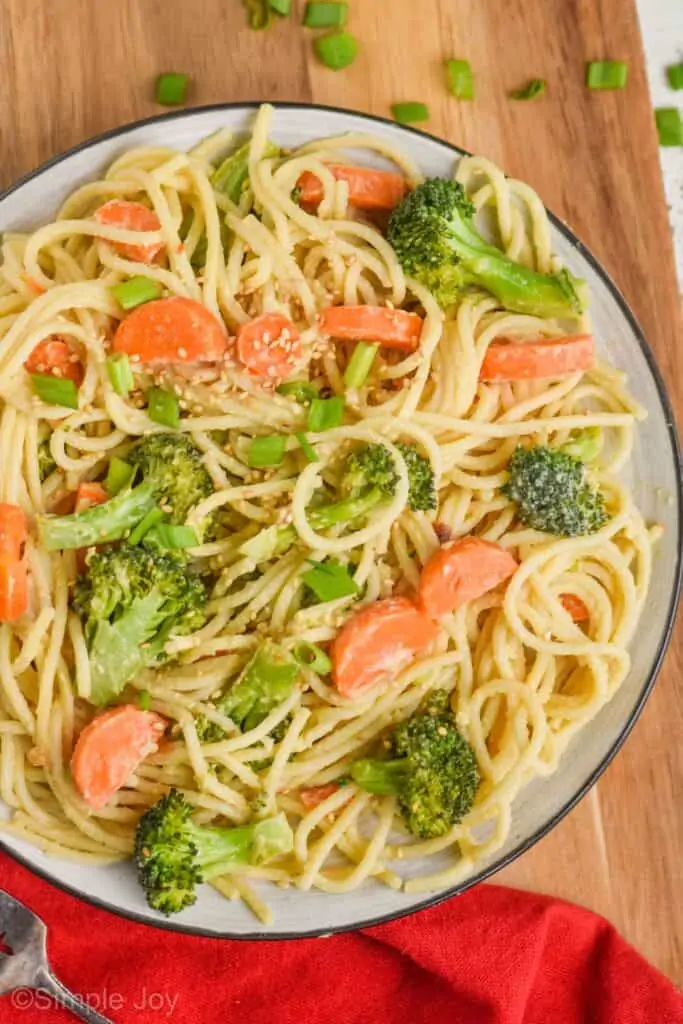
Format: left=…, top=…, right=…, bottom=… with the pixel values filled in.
left=446, top=60, right=474, bottom=100
left=510, top=79, right=547, bottom=100
left=655, top=108, right=683, bottom=147
left=666, top=63, right=683, bottom=91
left=586, top=61, right=628, bottom=90
left=270, top=0, right=292, bottom=14
left=391, top=102, right=430, bottom=124
left=303, top=2, right=347, bottom=28
left=155, top=73, right=189, bottom=106
left=314, top=31, right=358, bottom=70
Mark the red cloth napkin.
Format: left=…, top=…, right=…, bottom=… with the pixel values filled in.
left=1, top=852, right=681, bottom=1024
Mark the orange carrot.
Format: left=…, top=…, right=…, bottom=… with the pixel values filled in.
left=299, top=783, right=340, bottom=810
left=94, top=200, right=163, bottom=264
left=24, top=276, right=46, bottom=295
left=479, top=335, right=594, bottom=382
left=297, top=165, right=407, bottom=211
left=71, top=705, right=167, bottom=810
left=418, top=536, right=518, bottom=620
left=560, top=593, right=589, bottom=622
left=236, top=313, right=303, bottom=380
left=319, top=306, right=423, bottom=352
left=0, top=504, right=28, bottom=623
left=112, top=296, right=228, bottom=365
left=331, top=596, right=439, bottom=698
left=74, top=482, right=109, bottom=515
left=24, top=338, right=84, bottom=386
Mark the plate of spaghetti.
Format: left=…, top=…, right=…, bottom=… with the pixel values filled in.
left=0, top=103, right=680, bottom=938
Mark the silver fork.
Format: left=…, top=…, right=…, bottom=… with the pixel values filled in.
left=0, top=889, right=114, bottom=1023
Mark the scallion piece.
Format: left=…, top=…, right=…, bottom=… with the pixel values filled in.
left=31, top=374, right=79, bottom=410
left=293, top=641, right=332, bottom=675
left=655, top=108, right=683, bottom=147
left=667, top=63, right=683, bottom=91
left=147, top=387, right=180, bottom=429
left=129, top=507, right=165, bottom=546
left=138, top=689, right=152, bottom=712
left=314, top=31, right=358, bottom=71
left=510, top=78, right=546, bottom=101
left=586, top=61, right=628, bottom=90
left=106, top=353, right=135, bottom=397
left=303, top=2, right=347, bottom=28
left=343, top=342, right=379, bottom=389
left=302, top=559, right=359, bottom=602
left=391, top=102, right=430, bottom=124
left=445, top=59, right=474, bottom=100
left=307, top=395, right=345, bottom=432
left=296, top=432, right=319, bottom=463
left=146, top=523, right=198, bottom=549
left=106, top=457, right=135, bottom=496
left=249, top=435, right=287, bottom=468
left=110, top=276, right=163, bottom=310
left=270, top=0, right=291, bottom=12
left=155, top=73, right=189, bottom=107
left=277, top=379, right=319, bottom=405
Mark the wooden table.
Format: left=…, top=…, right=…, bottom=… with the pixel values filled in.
left=1, top=0, right=681, bottom=983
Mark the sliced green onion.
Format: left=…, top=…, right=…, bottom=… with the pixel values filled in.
left=155, top=73, right=189, bottom=106
left=391, top=102, right=430, bottom=124
left=302, top=559, right=359, bottom=602
left=344, top=342, right=379, bottom=389
left=293, top=641, right=332, bottom=675
left=249, top=435, right=287, bottom=468
left=146, top=523, right=198, bottom=549
left=655, top=107, right=683, bottom=147
left=445, top=59, right=474, bottom=100
left=31, top=374, right=79, bottom=410
left=110, top=276, right=162, bottom=310
left=667, top=63, right=683, bottom=91
left=304, top=2, right=347, bottom=28
left=244, top=0, right=272, bottom=29
left=276, top=379, right=319, bottom=405
left=106, top=457, right=135, bottom=496
left=296, top=432, right=318, bottom=463
left=510, top=78, right=546, bottom=101
left=270, top=0, right=291, bottom=12
left=147, top=387, right=180, bottom=429
left=138, top=689, right=152, bottom=712
left=586, top=61, right=628, bottom=90
left=307, top=395, right=345, bottom=432
left=314, top=31, right=358, bottom=71
left=128, top=507, right=165, bottom=546
left=106, top=353, right=135, bottom=397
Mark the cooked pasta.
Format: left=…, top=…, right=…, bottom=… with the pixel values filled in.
left=0, top=104, right=654, bottom=924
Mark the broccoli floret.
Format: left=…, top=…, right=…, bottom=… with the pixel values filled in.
left=502, top=439, right=608, bottom=536
left=196, top=643, right=299, bottom=743
left=134, top=789, right=293, bottom=915
left=387, top=178, right=583, bottom=318
left=350, top=689, right=480, bottom=838
left=37, top=433, right=216, bottom=551
left=239, top=442, right=436, bottom=563
left=73, top=544, right=206, bottom=706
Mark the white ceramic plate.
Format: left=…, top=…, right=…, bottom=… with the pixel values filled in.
left=1, top=104, right=680, bottom=938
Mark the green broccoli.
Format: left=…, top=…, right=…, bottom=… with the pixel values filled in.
left=196, top=643, right=299, bottom=744
left=134, top=789, right=294, bottom=915
left=239, top=441, right=436, bottom=563
left=73, top=544, right=206, bottom=706
left=387, top=178, right=583, bottom=318
left=502, top=432, right=608, bottom=536
left=350, top=689, right=480, bottom=839
left=37, top=433, right=216, bottom=551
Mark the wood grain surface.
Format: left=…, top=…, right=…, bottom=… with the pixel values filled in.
left=1, top=0, right=682, bottom=984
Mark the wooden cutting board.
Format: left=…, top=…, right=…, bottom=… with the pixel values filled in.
left=1, top=0, right=681, bottom=983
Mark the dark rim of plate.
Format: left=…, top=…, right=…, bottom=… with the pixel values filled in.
left=1, top=101, right=681, bottom=942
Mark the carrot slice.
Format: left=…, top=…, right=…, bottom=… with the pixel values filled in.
left=297, top=165, right=407, bottom=211
left=75, top=482, right=109, bottom=514
left=331, top=596, right=439, bottom=698
left=479, top=335, right=594, bottom=382
left=236, top=313, right=303, bottom=380
left=0, top=504, right=28, bottom=623
left=319, top=306, right=423, bottom=352
left=24, top=338, right=84, bottom=386
left=418, top=536, right=518, bottom=620
left=71, top=705, right=167, bottom=810
left=560, top=593, right=589, bottom=622
left=299, top=783, right=340, bottom=810
left=112, top=296, right=228, bottom=365
left=94, top=200, right=163, bottom=264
